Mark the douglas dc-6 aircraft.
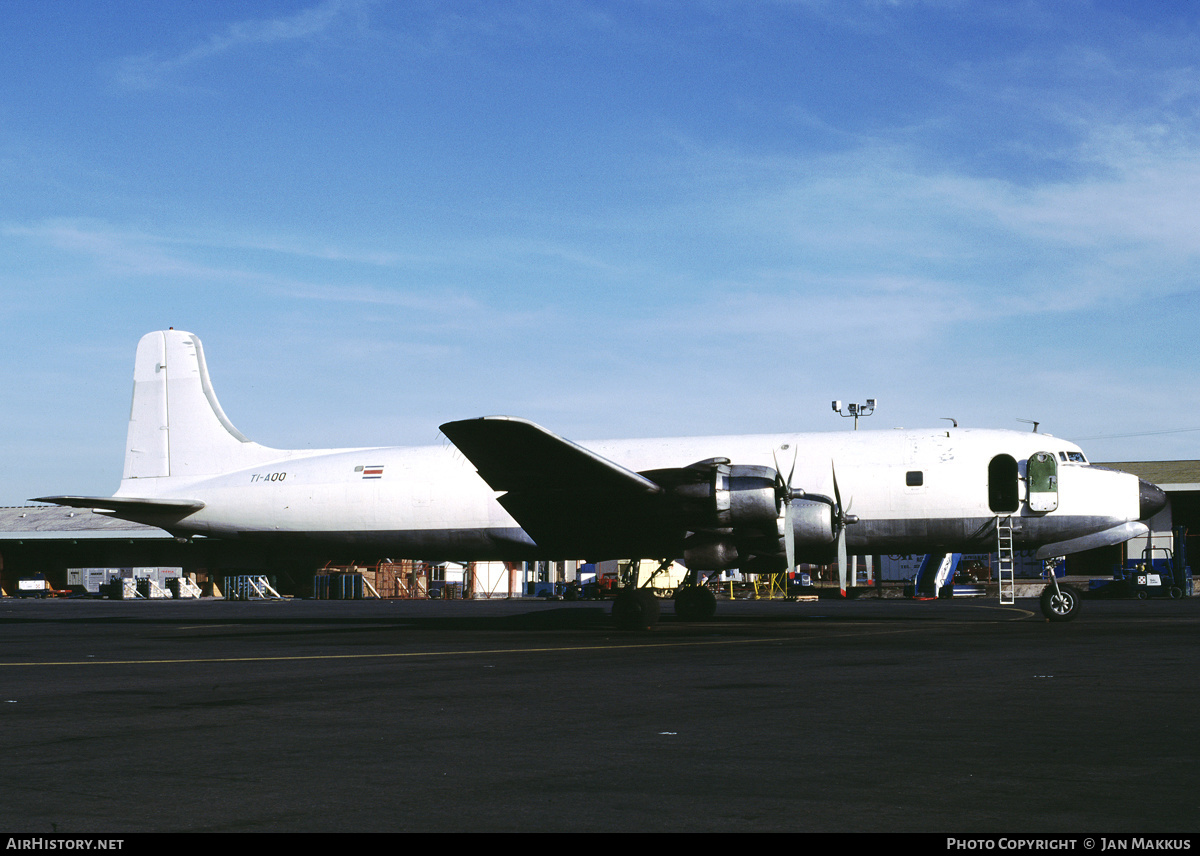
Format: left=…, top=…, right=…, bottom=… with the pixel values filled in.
left=38, top=330, right=1166, bottom=625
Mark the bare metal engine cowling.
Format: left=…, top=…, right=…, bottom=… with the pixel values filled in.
left=661, top=461, right=835, bottom=570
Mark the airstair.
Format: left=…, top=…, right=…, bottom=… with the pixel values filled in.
left=996, top=516, right=1015, bottom=605
left=912, top=552, right=962, bottom=597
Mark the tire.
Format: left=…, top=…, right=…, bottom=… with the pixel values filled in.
left=1169, top=586, right=1183, bottom=599
left=674, top=586, right=717, bottom=621
left=612, top=589, right=661, bottom=630
left=1040, top=583, right=1081, bottom=622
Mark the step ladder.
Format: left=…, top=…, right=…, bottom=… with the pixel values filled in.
left=996, top=516, right=1015, bottom=605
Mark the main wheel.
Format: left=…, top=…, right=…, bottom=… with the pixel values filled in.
left=673, top=586, right=717, bottom=621
left=1040, top=583, right=1081, bottom=622
left=612, top=589, right=661, bottom=630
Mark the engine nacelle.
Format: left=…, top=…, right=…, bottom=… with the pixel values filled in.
left=787, top=498, right=836, bottom=545
left=682, top=533, right=740, bottom=571
left=670, top=462, right=778, bottom=530
left=657, top=458, right=839, bottom=571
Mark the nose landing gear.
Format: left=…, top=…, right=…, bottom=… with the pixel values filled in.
left=1040, top=579, right=1081, bottom=622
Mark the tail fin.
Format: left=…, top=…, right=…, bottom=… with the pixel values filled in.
left=122, top=330, right=280, bottom=482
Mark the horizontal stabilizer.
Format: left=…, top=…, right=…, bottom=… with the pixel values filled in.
left=32, top=495, right=205, bottom=517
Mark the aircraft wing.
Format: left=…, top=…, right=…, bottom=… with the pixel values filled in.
left=440, top=416, right=674, bottom=557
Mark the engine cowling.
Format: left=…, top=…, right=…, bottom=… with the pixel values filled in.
left=676, top=462, right=779, bottom=529
left=788, top=498, right=836, bottom=546
left=659, top=459, right=837, bottom=571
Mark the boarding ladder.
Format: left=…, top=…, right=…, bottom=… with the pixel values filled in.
left=996, top=516, right=1015, bottom=605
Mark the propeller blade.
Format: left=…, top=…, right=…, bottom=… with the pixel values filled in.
left=830, top=459, right=856, bottom=596
left=837, top=526, right=848, bottom=597
left=831, top=459, right=856, bottom=524
left=784, top=498, right=795, bottom=572
left=775, top=447, right=800, bottom=570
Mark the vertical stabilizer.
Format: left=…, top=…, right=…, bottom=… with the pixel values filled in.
left=124, top=332, right=170, bottom=479
left=121, top=330, right=277, bottom=483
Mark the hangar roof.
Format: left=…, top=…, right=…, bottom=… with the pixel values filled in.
left=1096, top=461, right=1200, bottom=492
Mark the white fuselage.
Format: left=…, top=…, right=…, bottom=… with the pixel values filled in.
left=115, top=427, right=1146, bottom=562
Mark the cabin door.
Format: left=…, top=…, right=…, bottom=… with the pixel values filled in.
left=1027, top=451, right=1059, bottom=512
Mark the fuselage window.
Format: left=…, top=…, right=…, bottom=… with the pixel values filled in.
left=906, top=471, right=923, bottom=486
left=988, top=454, right=1020, bottom=513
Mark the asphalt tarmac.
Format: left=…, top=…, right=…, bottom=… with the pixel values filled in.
left=0, top=595, right=1197, bottom=833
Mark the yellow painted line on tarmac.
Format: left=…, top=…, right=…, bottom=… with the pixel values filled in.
left=0, top=604, right=1036, bottom=667
left=0, top=635, right=876, bottom=667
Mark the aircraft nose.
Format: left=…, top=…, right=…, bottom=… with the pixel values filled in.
left=1139, top=479, right=1167, bottom=520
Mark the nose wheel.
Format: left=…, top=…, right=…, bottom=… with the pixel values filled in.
left=1040, top=582, right=1081, bottom=622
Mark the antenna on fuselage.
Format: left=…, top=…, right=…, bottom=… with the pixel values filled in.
left=941, top=417, right=958, bottom=428
left=1017, top=418, right=1040, bottom=433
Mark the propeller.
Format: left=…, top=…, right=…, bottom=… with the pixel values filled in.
left=772, top=450, right=859, bottom=593
left=831, top=461, right=859, bottom=597
left=773, top=448, right=804, bottom=573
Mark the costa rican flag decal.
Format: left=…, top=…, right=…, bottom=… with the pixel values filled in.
left=356, top=465, right=384, bottom=479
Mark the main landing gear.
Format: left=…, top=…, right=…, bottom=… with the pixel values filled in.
left=610, top=560, right=718, bottom=629
left=611, top=584, right=717, bottom=629
left=673, top=584, right=717, bottom=622
left=674, top=565, right=717, bottom=622
left=610, top=558, right=672, bottom=630
left=611, top=588, right=661, bottom=631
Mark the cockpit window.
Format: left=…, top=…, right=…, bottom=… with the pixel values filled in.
left=1059, top=451, right=1087, bottom=463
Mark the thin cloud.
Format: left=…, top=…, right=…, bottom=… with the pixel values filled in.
left=113, top=0, right=368, bottom=91
left=4, top=219, right=216, bottom=277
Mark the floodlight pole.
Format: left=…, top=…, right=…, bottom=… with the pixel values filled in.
left=831, top=398, right=877, bottom=430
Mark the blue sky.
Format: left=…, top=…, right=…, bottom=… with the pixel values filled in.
left=3, top=0, right=1199, bottom=505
